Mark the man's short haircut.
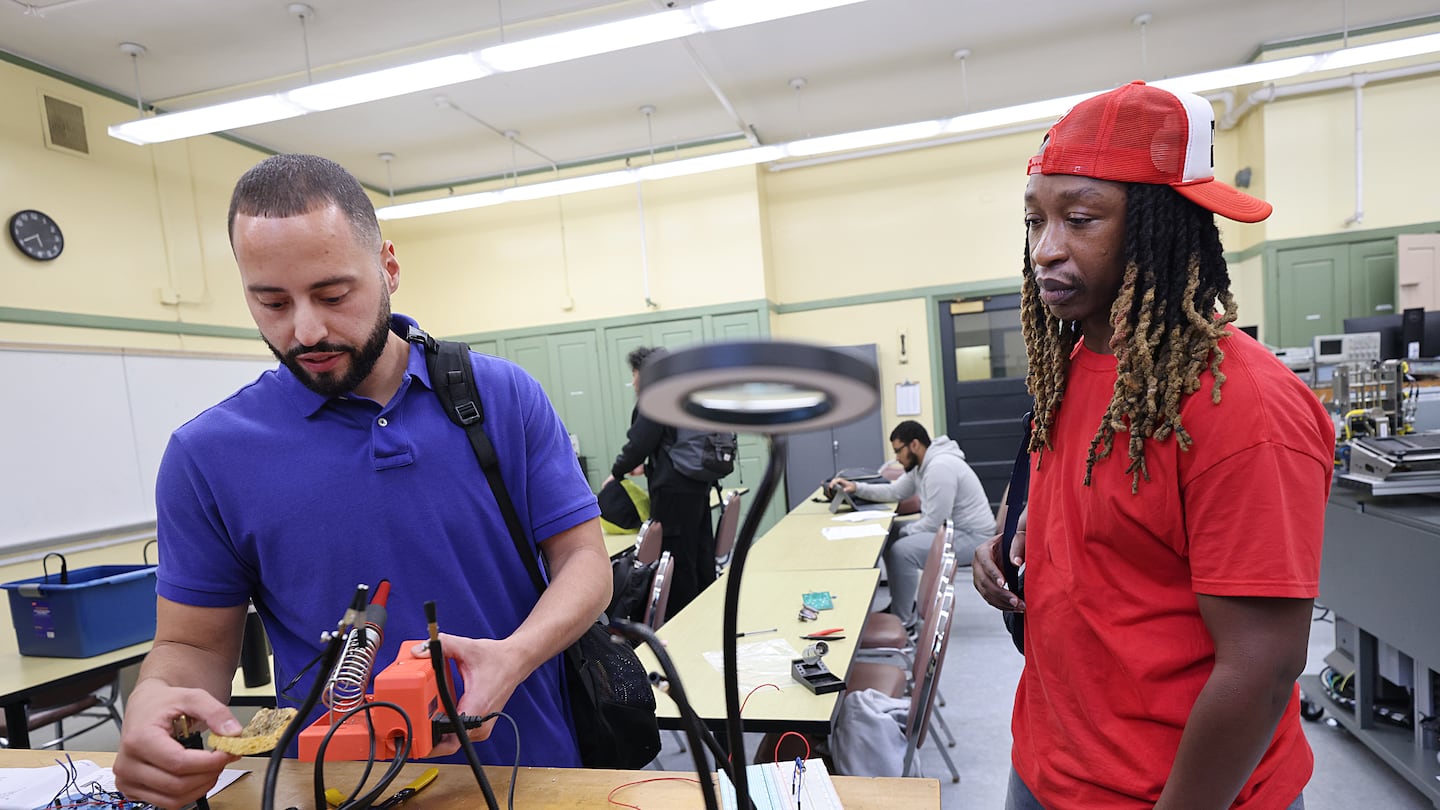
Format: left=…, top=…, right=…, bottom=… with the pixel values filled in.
left=890, top=420, right=931, bottom=448
left=228, top=154, right=381, bottom=250
left=627, top=346, right=667, bottom=373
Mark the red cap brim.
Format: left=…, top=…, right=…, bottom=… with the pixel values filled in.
left=1173, top=179, right=1273, bottom=223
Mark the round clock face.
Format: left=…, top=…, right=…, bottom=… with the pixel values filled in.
left=8, top=210, right=64, bottom=261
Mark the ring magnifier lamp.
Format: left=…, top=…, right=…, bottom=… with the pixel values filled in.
left=631, top=341, right=880, bottom=810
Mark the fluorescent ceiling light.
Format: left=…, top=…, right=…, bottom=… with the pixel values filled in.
left=376, top=29, right=1440, bottom=221
left=940, top=93, right=1091, bottom=134
left=109, top=96, right=307, bottom=145
left=636, top=146, right=787, bottom=180
left=1318, top=30, right=1440, bottom=70
left=108, top=0, right=869, bottom=146
left=477, top=10, right=700, bottom=72
left=692, top=0, right=867, bottom=30
left=287, top=55, right=491, bottom=111
left=785, top=121, right=946, bottom=158
left=1150, top=54, right=1320, bottom=94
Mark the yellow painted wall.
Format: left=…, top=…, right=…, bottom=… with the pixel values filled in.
left=772, top=298, right=936, bottom=447
left=385, top=166, right=768, bottom=336
left=761, top=130, right=1037, bottom=306
left=0, top=59, right=264, bottom=354
left=1261, top=73, right=1440, bottom=240
left=7, top=50, right=1438, bottom=352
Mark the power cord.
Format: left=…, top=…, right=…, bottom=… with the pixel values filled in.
left=313, top=701, right=411, bottom=809
left=611, top=618, right=725, bottom=810
left=261, top=588, right=356, bottom=810
left=424, top=600, right=501, bottom=810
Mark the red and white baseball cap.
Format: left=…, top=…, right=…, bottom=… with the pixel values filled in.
left=1027, top=81, right=1272, bottom=223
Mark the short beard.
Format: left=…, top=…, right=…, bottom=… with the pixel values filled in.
left=266, top=300, right=393, bottom=397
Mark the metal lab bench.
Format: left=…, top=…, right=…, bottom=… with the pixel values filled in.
left=1305, top=488, right=1440, bottom=806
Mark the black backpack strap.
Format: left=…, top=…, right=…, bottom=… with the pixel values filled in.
left=409, top=326, right=548, bottom=597
left=999, top=410, right=1033, bottom=596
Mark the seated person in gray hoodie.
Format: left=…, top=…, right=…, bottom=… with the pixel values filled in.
left=830, top=421, right=993, bottom=631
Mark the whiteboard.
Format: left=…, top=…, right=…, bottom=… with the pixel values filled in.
left=0, top=346, right=275, bottom=549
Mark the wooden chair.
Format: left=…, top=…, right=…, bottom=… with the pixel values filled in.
left=0, top=668, right=124, bottom=750
left=634, top=519, right=664, bottom=566
left=642, top=551, right=676, bottom=631
left=640, top=551, right=687, bottom=761
left=713, top=491, right=743, bottom=576
left=857, top=521, right=952, bottom=658
left=844, top=585, right=960, bottom=782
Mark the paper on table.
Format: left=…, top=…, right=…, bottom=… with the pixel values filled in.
left=830, top=510, right=893, bottom=522
left=821, top=524, right=888, bottom=540
left=703, top=638, right=802, bottom=694
left=0, top=759, right=248, bottom=810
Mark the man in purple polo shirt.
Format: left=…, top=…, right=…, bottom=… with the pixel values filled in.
left=113, top=154, right=610, bottom=809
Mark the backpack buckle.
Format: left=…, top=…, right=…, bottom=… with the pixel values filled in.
left=453, top=401, right=481, bottom=425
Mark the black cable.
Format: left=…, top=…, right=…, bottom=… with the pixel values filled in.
left=277, top=648, right=328, bottom=703
left=313, top=700, right=412, bottom=809
left=612, top=618, right=724, bottom=810
left=424, top=600, right=500, bottom=810
left=722, top=435, right=787, bottom=810
left=477, top=710, right=521, bottom=810
left=328, top=709, right=379, bottom=809
left=262, top=628, right=345, bottom=810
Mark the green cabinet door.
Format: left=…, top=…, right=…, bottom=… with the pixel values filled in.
left=1348, top=239, right=1398, bottom=320
left=1276, top=244, right=1346, bottom=348
left=502, top=336, right=555, bottom=399
left=603, top=324, right=653, bottom=473
left=548, top=331, right=606, bottom=490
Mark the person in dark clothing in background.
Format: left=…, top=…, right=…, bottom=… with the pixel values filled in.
left=604, top=346, right=715, bottom=618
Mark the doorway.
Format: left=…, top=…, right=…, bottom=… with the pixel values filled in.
left=937, top=294, right=1031, bottom=508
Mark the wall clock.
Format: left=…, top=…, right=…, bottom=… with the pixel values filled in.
left=8, top=210, right=64, bottom=261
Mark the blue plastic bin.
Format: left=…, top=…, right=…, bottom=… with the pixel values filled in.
left=1, top=564, right=158, bottom=657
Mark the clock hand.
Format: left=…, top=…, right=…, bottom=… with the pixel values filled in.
left=20, top=234, right=41, bottom=247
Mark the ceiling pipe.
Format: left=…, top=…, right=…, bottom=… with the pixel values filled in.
left=1344, top=78, right=1364, bottom=227
left=1218, top=60, right=1440, bottom=129
left=7, top=0, right=103, bottom=14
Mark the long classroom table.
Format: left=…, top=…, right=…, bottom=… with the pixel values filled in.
left=0, top=749, right=940, bottom=808
left=635, top=566, right=880, bottom=735
left=742, top=486, right=892, bottom=571
left=0, top=641, right=149, bottom=749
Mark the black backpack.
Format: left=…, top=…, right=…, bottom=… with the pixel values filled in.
left=667, top=428, right=737, bottom=482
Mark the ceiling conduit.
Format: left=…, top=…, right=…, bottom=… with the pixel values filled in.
left=1216, top=62, right=1440, bottom=227
left=1217, top=61, right=1440, bottom=129
left=1345, top=79, right=1364, bottom=226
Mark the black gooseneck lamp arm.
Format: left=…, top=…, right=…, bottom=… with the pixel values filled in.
left=719, top=434, right=786, bottom=810
left=636, top=341, right=879, bottom=810
left=612, top=619, right=724, bottom=810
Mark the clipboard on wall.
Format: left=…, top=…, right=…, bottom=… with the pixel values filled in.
left=895, top=380, right=921, bottom=416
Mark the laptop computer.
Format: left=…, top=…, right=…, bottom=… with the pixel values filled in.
left=824, top=476, right=890, bottom=513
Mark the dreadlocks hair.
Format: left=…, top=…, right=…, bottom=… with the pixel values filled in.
left=1021, top=182, right=1237, bottom=493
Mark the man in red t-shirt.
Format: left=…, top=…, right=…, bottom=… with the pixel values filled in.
left=973, top=82, right=1333, bottom=810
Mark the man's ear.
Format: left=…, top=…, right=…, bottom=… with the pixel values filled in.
left=380, top=240, right=400, bottom=293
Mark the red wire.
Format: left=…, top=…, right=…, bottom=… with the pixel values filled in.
left=739, top=682, right=781, bottom=716
left=773, top=729, right=811, bottom=762
left=605, top=776, right=702, bottom=809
